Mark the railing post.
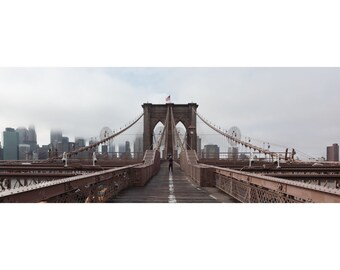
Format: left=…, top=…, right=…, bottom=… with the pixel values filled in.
left=277, top=154, right=281, bottom=169
left=62, top=152, right=68, bottom=167
left=92, top=152, right=97, bottom=166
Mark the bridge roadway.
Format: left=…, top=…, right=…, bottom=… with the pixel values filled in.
left=109, top=162, right=238, bottom=203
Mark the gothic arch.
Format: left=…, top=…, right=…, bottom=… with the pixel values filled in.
left=142, top=103, right=198, bottom=157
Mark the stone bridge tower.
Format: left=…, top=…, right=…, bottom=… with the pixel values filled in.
left=142, top=103, right=198, bottom=158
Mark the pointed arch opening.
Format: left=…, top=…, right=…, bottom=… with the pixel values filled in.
left=153, top=121, right=165, bottom=158
left=174, top=121, right=187, bottom=157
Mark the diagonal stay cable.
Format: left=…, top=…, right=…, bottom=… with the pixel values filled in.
left=49, top=113, right=144, bottom=160
left=170, top=107, right=185, bottom=152
left=194, top=109, right=282, bottom=159
left=154, top=107, right=169, bottom=151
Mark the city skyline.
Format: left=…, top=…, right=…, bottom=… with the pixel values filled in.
left=0, top=124, right=146, bottom=161
left=1, top=2, right=339, bottom=269
left=1, top=67, right=340, bottom=159
left=0, top=124, right=233, bottom=160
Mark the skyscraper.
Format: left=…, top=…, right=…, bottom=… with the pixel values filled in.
left=118, top=143, right=125, bottom=158
left=50, top=129, right=62, bottom=149
left=26, top=124, right=37, bottom=150
left=0, top=142, right=3, bottom=160
left=102, top=145, right=108, bottom=154
left=118, top=141, right=131, bottom=159
left=75, top=137, right=86, bottom=148
left=228, top=147, right=239, bottom=160
left=16, top=127, right=29, bottom=144
left=327, top=143, right=339, bottom=162
left=3, top=128, right=19, bottom=160
left=197, top=136, right=202, bottom=158
left=134, top=136, right=143, bottom=159
left=202, top=144, right=220, bottom=159
left=18, top=144, right=30, bottom=160
left=75, top=137, right=87, bottom=159
left=125, top=141, right=132, bottom=159
left=89, top=138, right=99, bottom=153
left=37, top=144, right=50, bottom=160
left=62, top=136, right=69, bottom=151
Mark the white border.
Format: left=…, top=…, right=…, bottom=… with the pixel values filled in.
left=1, top=1, right=339, bottom=269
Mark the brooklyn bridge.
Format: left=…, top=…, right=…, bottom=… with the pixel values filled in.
left=1, top=103, right=340, bottom=203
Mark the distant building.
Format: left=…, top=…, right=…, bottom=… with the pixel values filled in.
left=89, top=138, right=99, bottom=154
left=202, top=144, right=220, bottom=159
left=26, top=125, right=37, bottom=150
left=18, top=144, right=30, bottom=160
left=0, top=142, right=3, bottom=160
left=125, top=141, right=131, bottom=158
left=15, top=125, right=38, bottom=156
left=74, top=137, right=87, bottom=159
left=38, top=145, right=50, bottom=160
left=55, top=136, right=69, bottom=156
left=3, top=128, right=19, bottom=160
left=32, top=151, right=39, bottom=161
left=118, top=143, right=125, bottom=158
left=109, top=143, right=117, bottom=158
left=134, top=136, right=143, bottom=159
left=327, top=143, right=339, bottom=161
left=16, top=127, right=29, bottom=144
left=69, top=142, right=75, bottom=152
left=228, top=147, right=239, bottom=160
left=197, top=136, right=202, bottom=158
left=102, top=145, right=108, bottom=154
left=75, top=137, right=86, bottom=148
left=119, top=141, right=132, bottom=159
left=50, top=129, right=62, bottom=149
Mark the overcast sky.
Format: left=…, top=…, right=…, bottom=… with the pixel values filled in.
left=0, top=67, right=339, bottom=158
left=2, top=1, right=340, bottom=266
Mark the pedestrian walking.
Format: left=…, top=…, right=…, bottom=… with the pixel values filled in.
left=168, top=155, right=173, bottom=172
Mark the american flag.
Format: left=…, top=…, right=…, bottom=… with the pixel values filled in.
left=166, top=95, right=171, bottom=102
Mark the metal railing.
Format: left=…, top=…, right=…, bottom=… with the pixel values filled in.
left=0, top=150, right=161, bottom=203
left=180, top=150, right=340, bottom=203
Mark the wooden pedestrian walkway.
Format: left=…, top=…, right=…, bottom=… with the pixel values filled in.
left=109, top=162, right=238, bottom=203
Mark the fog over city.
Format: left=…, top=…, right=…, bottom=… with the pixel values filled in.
left=2, top=1, right=340, bottom=269
left=1, top=67, right=340, bottom=158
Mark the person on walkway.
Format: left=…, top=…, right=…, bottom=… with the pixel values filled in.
left=168, top=155, right=174, bottom=173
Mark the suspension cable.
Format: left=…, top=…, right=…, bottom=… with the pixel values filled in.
left=49, top=113, right=144, bottom=160
left=170, top=107, right=185, bottom=152
left=154, top=108, right=169, bottom=151
left=194, top=109, right=282, bottom=159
